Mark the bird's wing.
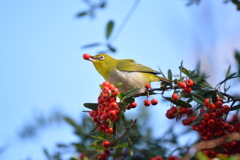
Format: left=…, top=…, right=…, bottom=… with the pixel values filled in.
left=116, top=59, right=159, bottom=74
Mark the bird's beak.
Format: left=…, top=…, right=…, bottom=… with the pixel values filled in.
left=89, top=56, right=99, bottom=62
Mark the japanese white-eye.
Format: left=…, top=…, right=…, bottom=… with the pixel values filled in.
left=83, top=53, right=171, bottom=95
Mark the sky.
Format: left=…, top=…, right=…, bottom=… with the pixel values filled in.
left=0, top=0, right=240, bottom=159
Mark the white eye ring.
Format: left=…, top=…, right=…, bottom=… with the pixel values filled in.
left=99, top=55, right=105, bottom=60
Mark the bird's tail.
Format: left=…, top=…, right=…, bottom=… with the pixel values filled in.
left=157, top=76, right=172, bottom=84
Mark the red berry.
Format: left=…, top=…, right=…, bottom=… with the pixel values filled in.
left=102, top=86, right=109, bottom=93
left=98, top=104, right=105, bottom=110
left=108, top=110, right=116, bottom=117
left=115, top=107, right=121, bottom=114
left=185, top=79, right=194, bottom=87
left=100, top=113, right=109, bottom=121
left=208, top=103, right=216, bottom=112
left=102, top=141, right=110, bottom=148
left=130, top=102, right=137, bottom=108
left=144, top=100, right=151, bottom=106
left=83, top=53, right=91, bottom=60
left=227, top=125, right=234, bottom=132
left=107, top=84, right=115, bottom=90
left=222, top=105, right=230, bottom=113
left=89, top=111, right=94, bottom=117
left=216, top=117, right=223, bottom=124
left=105, top=127, right=114, bottom=134
left=110, top=87, right=119, bottom=96
left=151, top=99, right=158, bottom=105
left=170, top=106, right=177, bottom=114
left=215, top=101, right=223, bottom=108
left=216, top=110, right=223, bottom=117
left=102, top=81, right=110, bottom=86
left=109, top=96, right=117, bottom=102
left=145, top=83, right=151, bottom=90
left=109, top=115, right=118, bottom=122
left=204, top=99, right=210, bottom=107
left=202, top=113, right=210, bottom=120
left=209, top=112, right=216, bottom=119
left=101, top=94, right=109, bottom=102
left=183, top=86, right=192, bottom=93
left=171, top=93, right=178, bottom=101
left=207, top=119, right=215, bottom=126
left=179, top=107, right=187, bottom=113
left=98, top=154, right=106, bottom=160
left=103, top=150, right=110, bottom=156
left=177, top=81, right=185, bottom=88
left=230, top=141, right=237, bottom=147
left=109, top=102, right=118, bottom=109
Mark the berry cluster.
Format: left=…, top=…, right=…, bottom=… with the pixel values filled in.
left=165, top=106, right=193, bottom=119
left=97, top=141, right=111, bottom=160
left=151, top=155, right=180, bottom=160
left=177, top=79, right=194, bottom=93
left=89, top=81, right=120, bottom=134
left=143, top=83, right=158, bottom=107
left=182, top=97, right=236, bottom=158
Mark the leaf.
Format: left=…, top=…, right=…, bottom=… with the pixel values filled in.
left=123, top=97, right=135, bottom=104
left=164, top=97, right=192, bottom=108
left=98, top=132, right=106, bottom=139
left=212, top=92, right=217, bottom=103
left=168, top=69, right=172, bottom=81
left=64, top=117, right=82, bottom=133
left=90, top=135, right=105, bottom=140
left=230, top=104, right=240, bottom=111
left=90, top=122, right=103, bottom=133
left=195, top=151, right=209, bottom=160
left=192, top=94, right=204, bottom=105
left=107, top=44, right=116, bottom=52
left=216, top=72, right=239, bottom=88
left=122, top=87, right=140, bottom=99
left=88, top=144, right=105, bottom=150
left=190, top=110, right=209, bottom=126
left=106, top=20, right=114, bottom=39
left=116, top=142, right=128, bottom=148
left=115, top=83, right=123, bottom=88
left=229, top=119, right=238, bottom=125
left=82, top=42, right=102, bottom=49
left=128, top=137, right=133, bottom=156
left=179, top=61, right=183, bottom=78
left=117, top=92, right=125, bottom=100
left=100, top=1, right=106, bottom=8
left=76, top=11, right=88, bottom=17
left=83, top=103, right=98, bottom=110
left=43, top=148, right=51, bottom=159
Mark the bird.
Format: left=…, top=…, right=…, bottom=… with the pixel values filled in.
left=85, top=53, right=171, bottom=96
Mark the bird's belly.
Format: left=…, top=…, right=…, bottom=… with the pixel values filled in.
left=108, top=70, right=146, bottom=95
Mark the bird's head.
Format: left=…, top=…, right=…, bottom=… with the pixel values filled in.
left=89, top=53, right=117, bottom=79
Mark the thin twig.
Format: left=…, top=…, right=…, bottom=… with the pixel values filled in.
left=110, top=118, right=138, bottom=147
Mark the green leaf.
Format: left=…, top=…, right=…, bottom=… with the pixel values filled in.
left=229, top=119, right=238, bottom=125
left=192, top=94, right=205, bottom=105
left=77, top=11, right=88, bottom=17
left=122, top=87, right=140, bottom=99
left=82, top=42, right=102, bottom=49
left=117, top=92, right=125, bottom=100
left=123, top=97, right=135, bottom=104
left=230, top=104, right=240, bottom=111
left=98, top=132, right=106, bottom=139
left=216, top=72, right=239, bottom=88
left=88, top=144, right=105, bottom=150
left=164, top=97, right=192, bottom=108
left=43, top=148, right=51, bottom=159
left=116, top=142, right=128, bottom=148
left=107, top=44, right=116, bottom=52
left=90, top=135, right=105, bottom=140
left=179, top=61, right=183, bottom=78
left=196, top=151, right=209, bottom=160
left=128, top=137, right=133, bottom=156
left=106, top=20, right=114, bottom=39
left=190, top=110, right=209, bottom=126
left=64, top=117, right=83, bottom=134
left=83, top=103, right=98, bottom=110
left=115, top=83, right=123, bottom=88
left=168, top=69, right=172, bottom=81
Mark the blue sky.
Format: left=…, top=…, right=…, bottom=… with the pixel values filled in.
left=1, top=0, right=240, bottom=159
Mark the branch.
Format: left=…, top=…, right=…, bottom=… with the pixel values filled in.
left=110, top=118, right=138, bottom=148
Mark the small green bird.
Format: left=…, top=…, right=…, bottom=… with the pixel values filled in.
left=85, top=53, right=171, bottom=95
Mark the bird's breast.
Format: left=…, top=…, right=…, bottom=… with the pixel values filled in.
left=107, top=69, right=146, bottom=95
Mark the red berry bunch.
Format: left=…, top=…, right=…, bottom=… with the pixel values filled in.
left=127, top=102, right=138, bottom=110
left=98, top=149, right=110, bottom=160
left=88, top=81, right=120, bottom=134
left=177, top=79, right=194, bottom=93
left=165, top=106, right=192, bottom=119
left=181, top=97, right=236, bottom=158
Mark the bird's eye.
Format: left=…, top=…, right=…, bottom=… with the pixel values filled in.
left=99, top=55, right=105, bottom=60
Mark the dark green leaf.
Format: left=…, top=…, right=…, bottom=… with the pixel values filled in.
left=98, top=132, right=105, bottom=139
left=168, top=69, right=172, bottom=81
left=90, top=135, right=105, bottom=140
left=64, top=117, right=82, bottom=133
left=106, top=20, right=114, bottom=39
left=107, top=44, right=116, bottom=52
left=216, top=72, right=239, bottom=88
left=122, top=87, right=140, bottom=99
left=192, top=94, right=204, bottom=105
left=57, top=143, right=69, bottom=148
left=116, top=142, right=128, bottom=148
left=115, top=83, right=123, bottom=88
left=88, top=144, right=105, bottom=150
left=77, top=11, right=88, bottom=17
left=230, top=104, right=240, bottom=111
left=234, top=50, right=240, bottom=75
left=117, top=92, right=125, bottom=100
left=164, top=97, right=192, bottom=108
left=179, top=61, right=183, bottom=78
left=82, top=42, right=102, bottom=49
left=83, top=103, right=98, bottom=110
left=212, top=92, right=217, bottom=103
left=229, top=119, right=238, bottom=125
left=43, top=148, right=51, bottom=159
left=190, top=110, right=209, bottom=126
left=123, top=97, right=135, bottom=104
left=72, top=143, right=86, bottom=152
